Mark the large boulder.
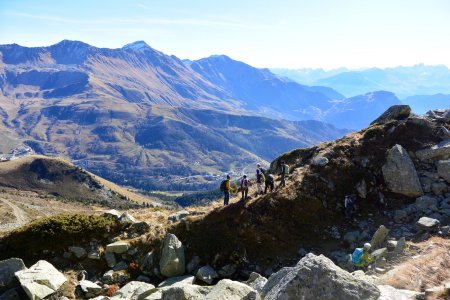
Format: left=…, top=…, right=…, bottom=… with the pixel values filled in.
left=0, top=258, right=26, bottom=289
left=261, top=253, right=380, bottom=300
left=205, top=279, right=260, bottom=300
left=416, top=139, right=450, bottom=161
left=15, top=260, right=67, bottom=300
left=370, top=225, right=389, bottom=250
left=437, top=160, right=450, bottom=183
left=382, top=144, right=423, bottom=197
left=159, top=234, right=185, bottom=277
left=370, top=105, right=411, bottom=125
left=161, top=283, right=210, bottom=300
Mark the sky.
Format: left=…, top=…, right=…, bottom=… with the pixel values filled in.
left=0, top=0, right=449, bottom=70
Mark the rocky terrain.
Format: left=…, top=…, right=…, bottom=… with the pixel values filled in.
left=0, top=106, right=449, bottom=299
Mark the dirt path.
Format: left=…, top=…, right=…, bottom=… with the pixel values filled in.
left=0, top=197, right=29, bottom=229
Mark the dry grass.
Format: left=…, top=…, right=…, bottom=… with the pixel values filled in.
left=378, top=237, right=450, bottom=293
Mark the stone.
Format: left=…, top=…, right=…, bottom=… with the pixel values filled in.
left=377, top=284, right=420, bottom=300
left=186, top=256, right=201, bottom=274
left=102, top=270, right=114, bottom=283
left=394, top=210, right=408, bottom=223
left=205, top=279, right=260, bottom=300
left=168, top=210, right=190, bottom=223
left=105, top=252, right=117, bottom=268
left=382, top=144, right=423, bottom=197
left=437, top=160, right=450, bottom=183
left=161, top=283, right=210, bottom=300
left=113, top=261, right=128, bottom=271
left=142, top=291, right=162, bottom=300
left=159, top=234, right=185, bottom=277
left=195, top=265, right=219, bottom=285
left=261, top=253, right=380, bottom=300
left=246, top=272, right=267, bottom=294
left=431, top=182, right=448, bottom=196
left=393, top=237, right=406, bottom=255
left=371, top=248, right=387, bottom=259
left=441, top=226, right=450, bottom=237
left=417, top=217, right=440, bottom=232
left=69, top=246, right=87, bottom=259
left=140, top=251, right=154, bottom=275
left=416, top=139, right=450, bottom=161
left=370, top=225, right=389, bottom=250
left=158, top=275, right=195, bottom=288
left=217, top=263, right=237, bottom=278
left=106, top=241, right=130, bottom=254
left=102, top=209, right=122, bottom=220
left=312, top=156, right=329, bottom=166
left=415, top=195, right=439, bottom=212
left=370, top=105, right=411, bottom=125
left=118, top=211, right=136, bottom=226
left=356, top=180, right=367, bottom=198
left=15, top=260, right=67, bottom=300
left=78, top=280, right=102, bottom=298
left=0, top=258, right=26, bottom=288
left=111, top=281, right=155, bottom=300
left=386, top=240, right=397, bottom=251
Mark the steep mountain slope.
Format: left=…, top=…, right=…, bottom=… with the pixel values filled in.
left=0, top=41, right=348, bottom=190
left=170, top=107, right=449, bottom=270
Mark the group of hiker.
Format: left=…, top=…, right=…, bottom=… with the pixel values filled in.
left=220, top=160, right=290, bottom=205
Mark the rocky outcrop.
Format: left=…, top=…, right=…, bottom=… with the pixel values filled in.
left=261, top=253, right=380, bottom=300
left=15, top=260, right=67, bottom=300
left=437, top=159, right=450, bottom=183
left=370, top=105, right=411, bottom=125
left=204, top=279, right=260, bottom=300
left=370, top=225, right=389, bottom=250
left=416, top=139, right=450, bottom=161
left=159, top=234, right=185, bottom=277
left=382, top=144, right=423, bottom=197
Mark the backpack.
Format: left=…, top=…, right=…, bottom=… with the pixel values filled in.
left=260, top=168, right=266, bottom=175
left=283, top=164, right=290, bottom=175
left=241, top=178, right=249, bottom=188
left=351, top=248, right=364, bottom=264
left=267, top=174, right=274, bottom=182
left=220, top=180, right=227, bottom=192
left=260, top=173, right=265, bottom=183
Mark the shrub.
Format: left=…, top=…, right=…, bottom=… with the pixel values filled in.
left=363, top=125, right=385, bottom=140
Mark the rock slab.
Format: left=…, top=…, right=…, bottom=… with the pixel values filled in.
left=159, top=234, right=185, bottom=277
left=205, top=279, right=260, bottom=300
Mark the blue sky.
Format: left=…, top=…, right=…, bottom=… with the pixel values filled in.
left=1, top=0, right=449, bottom=69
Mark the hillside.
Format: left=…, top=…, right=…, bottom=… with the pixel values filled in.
left=0, top=41, right=353, bottom=191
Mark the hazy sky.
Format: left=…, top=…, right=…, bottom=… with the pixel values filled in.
left=1, top=0, right=449, bottom=69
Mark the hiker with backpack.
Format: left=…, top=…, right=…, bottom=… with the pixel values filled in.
left=264, top=171, right=275, bottom=194
left=352, top=243, right=374, bottom=272
left=278, top=160, right=289, bottom=188
left=256, top=167, right=265, bottom=195
left=240, top=174, right=249, bottom=201
left=220, top=175, right=231, bottom=205
left=344, top=195, right=355, bottom=219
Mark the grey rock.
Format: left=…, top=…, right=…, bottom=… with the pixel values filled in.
left=394, top=210, right=408, bottom=223
left=159, top=234, right=185, bottom=277
left=371, top=105, right=411, bottom=125
left=394, top=237, right=406, bottom=255
left=15, top=260, right=67, bottom=300
left=113, top=261, right=128, bottom=271
left=343, top=231, right=360, bottom=244
left=195, top=265, right=218, bottom=285
left=246, top=272, right=267, bottom=294
left=441, top=226, right=450, bottom=237
left=217, top=263, right=237, bottom=278
left=437, top=160, right=450, bottom=183
left=106, top=241, right=130, bottom=254
left=158, top=275, right=195, bottom=288
left=105, top=252, right=117, bottom=268
left=118, top=211, right=136, bottom=226
left=102, top=270, right=114, bottom=283
left=431, top=182, right=448, bottom=196
left=205, top=279, right=260, bottom=300
left=0, top=287, right=21, bottom=300
left=168, top=210, right=190, bottom=223
left=386, top=240, right=397, bottom=251
left=111, top=281, right=155, bottom=300
left=140, top=251, right=155, bottom=275
left=0, top=258, right=26, bottom=288
left=382, top=144, right=423, bottom=197
left=69, top=246, right=87, bottom=259
left=78, top=280, right=102, bottom=297
left=312, top=156, right=329, bottom=166
left=142, top=290, right=162, bottom=300
left=371, top=248, right=387, bottom=259
left=377, top=284, right=419, bottom=299
left=416, top=139, right=450, bottom=161
left=261, top=253, right=380, bottom=300
left=370, top=225, right=389, bottom=250
left=186, top=256, right=201, bottom=274
left=417, top=217, right=440, bottom=232
left=161, top=283, right=210, bottom=300
left=415, top=195, right=438, bottom=212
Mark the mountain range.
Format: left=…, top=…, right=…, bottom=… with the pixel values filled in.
left=271, top=65, right=450, bottom=112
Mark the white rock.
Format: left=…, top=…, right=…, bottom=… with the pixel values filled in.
left=106, top=241, right=130, bottom=254
left=159, top=234, right=185, bottom=277
left=205, top=279, right=260, bottom=300
left=377, top=285, right=419, bottom=299
left=111, top=281, right=155, bottom=300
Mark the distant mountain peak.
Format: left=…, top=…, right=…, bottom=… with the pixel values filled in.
left=123, top=41, right=151, bottom=51
left=53, top=39, right=90, bottom=49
